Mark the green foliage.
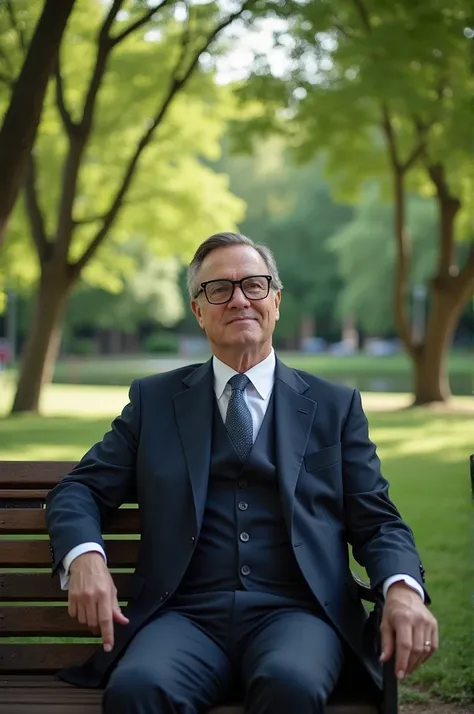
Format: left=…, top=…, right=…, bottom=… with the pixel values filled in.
left=143, top=331, right=179, bottom=354
left=66, top=248, right=185, bottom=332
left=234, top=0, right=473, bottom=233
left=1, top=0, right=245, bottom=292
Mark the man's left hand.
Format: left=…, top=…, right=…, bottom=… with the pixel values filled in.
left=380, top=582, right=438, bottom=680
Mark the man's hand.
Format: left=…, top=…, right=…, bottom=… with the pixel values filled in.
left=68, top=552, right=129, bottom=652
left=380, top=582, right=438, bottom=680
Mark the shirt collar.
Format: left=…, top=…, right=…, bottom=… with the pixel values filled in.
left=213, top=348, right=276, bottom=400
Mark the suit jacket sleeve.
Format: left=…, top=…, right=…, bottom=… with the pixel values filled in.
left=341, top=389, right=427, bottom=597
left=45, top=380, right=141, bottom=574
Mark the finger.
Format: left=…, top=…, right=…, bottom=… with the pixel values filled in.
left=420, top=623, right=438, bottom=664
left=112, top=597, right=129, bottom=626
left=68, top=594, right=77, bottom=620
left=379, top=619, right=395, bottom=663
left=76, top=603, right=88, bottom=626
left=98, top=598, right=114, bottom=653
left=394, top=623, right=412, bottom=679
left=85, top=599, right=99, bottom=631
left=406, top=625, right=426, bottom=675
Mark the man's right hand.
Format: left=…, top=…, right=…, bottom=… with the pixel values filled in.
left=68, top=552, right=129, bottom=652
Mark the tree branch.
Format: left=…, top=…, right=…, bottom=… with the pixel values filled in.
left=427, top=162, right=461, bottom=280
left=381, top=104, right=402, bottom=172
left=80, top=1, right=124, bottom=135
left=72, top=0, right=256, bottom=275
left=111, top=0, right=173, bottom=47
left=351, top=0, right=371, bottom=32
left=54, top=0, right=125, bottom=263
left=23, top=154, right=50, bottom=263
left=55, top=55, right=75, bottom=135
left=6, top=0, right=27, bottom=54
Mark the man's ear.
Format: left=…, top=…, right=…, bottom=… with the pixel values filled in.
left=274, top=290, right=281, bottom=321
left=191, top=300, right=204, bottom=330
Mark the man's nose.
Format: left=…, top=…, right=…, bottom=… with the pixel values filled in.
left=228, top=285, right=250, bottom=307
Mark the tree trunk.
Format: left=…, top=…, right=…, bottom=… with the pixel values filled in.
left=411, top=282, right=468, bottom=405
left=11, top=265, right=73, bottom=414
left=0, top=0, right=76, bottom=246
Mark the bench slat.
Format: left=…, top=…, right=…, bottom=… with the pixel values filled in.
left=0, top=509, right=140, bottom=534
left=0, top=573, right=134, bottom=601
left=0, top=643, right=97, bottom=671
left=0, top=540, right=139, bottom=567
left=1, top=607, right=111, bottom=636
left=0, top=490, right=49, bottom=501
left=0, top=703, right=102, bottom=714
left=0, top=463, right=76, bottom=488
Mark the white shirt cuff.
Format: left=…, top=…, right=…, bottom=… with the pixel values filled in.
left=383, top=574, right=424, bottom=601
left=59, top=542, right=107, bottom=591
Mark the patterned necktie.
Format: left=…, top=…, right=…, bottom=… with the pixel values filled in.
left=225, top=373, right=253, bottom=461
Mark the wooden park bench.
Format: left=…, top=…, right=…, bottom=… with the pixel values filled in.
left=0, top=461, right=398, bottom=714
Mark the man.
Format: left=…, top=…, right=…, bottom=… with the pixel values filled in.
left=46, top=232, right=438, bottom=714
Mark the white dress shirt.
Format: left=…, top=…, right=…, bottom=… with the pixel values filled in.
left=60, top=348, right=423, bottom=601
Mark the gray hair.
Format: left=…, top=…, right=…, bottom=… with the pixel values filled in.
left=187, top=232, right=283, bottom=299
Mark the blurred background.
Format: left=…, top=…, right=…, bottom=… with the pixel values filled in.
left=0, top=0, right=472, bottom=708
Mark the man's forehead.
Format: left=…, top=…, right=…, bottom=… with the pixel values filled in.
left=200, top=246, right=266, bottom=277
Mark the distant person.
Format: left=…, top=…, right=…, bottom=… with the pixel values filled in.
left=46, top=232, right=437, bottom=714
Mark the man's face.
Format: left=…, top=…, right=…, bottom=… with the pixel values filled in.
left=191, top=245, right=281, bottom=355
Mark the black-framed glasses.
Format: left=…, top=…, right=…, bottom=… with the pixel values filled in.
left=197, top=275, right=272, bottom=305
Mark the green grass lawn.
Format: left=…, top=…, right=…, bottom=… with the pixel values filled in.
left=2, top=350, right=472, bottom=390
left=0, top=384, right=471, bottom=703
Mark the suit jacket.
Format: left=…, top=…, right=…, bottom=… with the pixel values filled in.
left=46, top=357, right=427, bottom=688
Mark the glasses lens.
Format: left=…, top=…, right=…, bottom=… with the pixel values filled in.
left=205, top=280, right=233, bottom=304
left=242, top=276, right=269, bottom=299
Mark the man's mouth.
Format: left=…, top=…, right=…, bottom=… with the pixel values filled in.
left=229, top=316, right=255, bottom=324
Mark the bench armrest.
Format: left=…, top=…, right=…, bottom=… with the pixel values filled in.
left=350, top=571, right=398, bottom=714
left=350, top=570, right=377, bottom=603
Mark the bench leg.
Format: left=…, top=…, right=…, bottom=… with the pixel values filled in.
left=381, top=656, right=398, bottom=714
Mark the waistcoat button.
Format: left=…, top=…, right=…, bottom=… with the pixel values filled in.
left=238, top=501, right=248, bottom=511
left=241, top=565, right=251, bottom=576
left=240, top=532, right=250, bottom=542
left=238, top=479, right=248, bottom=489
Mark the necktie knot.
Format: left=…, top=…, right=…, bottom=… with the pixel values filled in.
left=228, top=373, right=250, bottom=392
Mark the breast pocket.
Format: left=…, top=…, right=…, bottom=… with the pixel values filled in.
left=304, top=443, right=341, bottom=473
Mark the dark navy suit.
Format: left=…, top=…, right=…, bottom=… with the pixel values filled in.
left=46, top=357, right=426, bottom=713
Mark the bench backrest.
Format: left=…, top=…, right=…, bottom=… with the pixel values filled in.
left=0, top=461, right=139, bottom=674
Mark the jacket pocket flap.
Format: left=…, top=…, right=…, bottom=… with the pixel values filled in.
left=304, top=443, right=341, bottom=472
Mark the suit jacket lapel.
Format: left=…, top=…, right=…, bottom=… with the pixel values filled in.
left=274, top=359, right=317, bottom=533
left=173, top=359, right=214, bottom=530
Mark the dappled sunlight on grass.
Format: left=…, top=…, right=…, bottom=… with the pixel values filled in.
left=0, top=380, right=129, bottom=418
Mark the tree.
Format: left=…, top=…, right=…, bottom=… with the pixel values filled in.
left=238, top=0, right=474, bottom=403
left=4, top=0, right=253, bottom=414
left=328, top=185, right=439, bottom=334
left=0, top=0, right=76, bottom=245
